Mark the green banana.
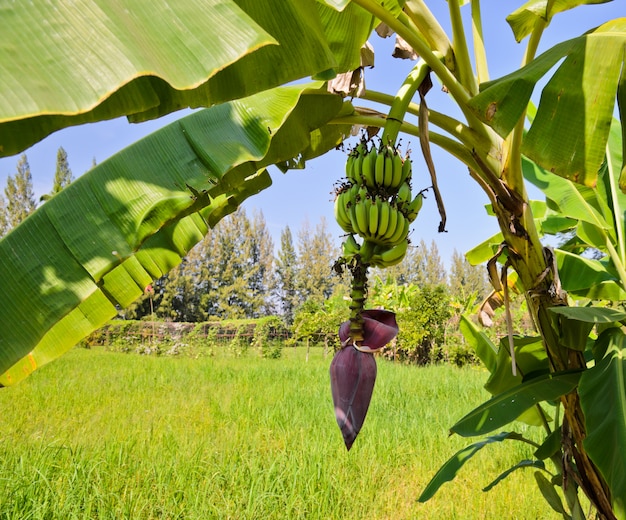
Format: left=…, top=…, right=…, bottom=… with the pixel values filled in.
left=375, top=239, right=409, bottom=267
left=383, top=151, right=394, bottom=187
left=352, top=153, right=364, bottom=184
left=342, top=234, right=360, bottom=258
left=388, top=213, right=409, bottom=244
left=334, top=192, right=353, bottom=233
left=377, top=199, right=390, bottom=238
left=361, top=148, right=376, bottom=188
left=396, top=181, right=412, bottom=209
left=400, top=156, right=412, bottom=185
left=374, top=148, right=385, bottom=186
left=382, top=204, right=399, bottom=243
left=349, top=183, right=359, bottom=202
left=368, top=199, right=379, bottom=236
left=345, top=153, right=356, bottom=183
left=390, top=151, right=403, bottom=189
left=357, top=185, right=368, bottom=203
left=406, top=193, right=424, bottom=222
left=354, top=200, right=369, bottom=238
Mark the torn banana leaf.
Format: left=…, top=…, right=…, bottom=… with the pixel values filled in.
left=0, top=84, right=350, bottom=386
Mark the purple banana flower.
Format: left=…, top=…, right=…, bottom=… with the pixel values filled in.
left=330, top=310, right=398, bottom=450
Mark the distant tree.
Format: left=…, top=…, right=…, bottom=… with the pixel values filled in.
left=274, top=225, right=298, bottom=324
left=448, top=249, right=489, bottom=304
left=247, top=209, right=275, bottom=317
left=202, top=208, right=273, bottom=319
left=51, top=147, right=74, bottom=194
left=4, top=154, right=36, bottom=230
left=0, top=196, right=8, bottom=238
left=396, top=284, right=452, bottom=364
left=296, top=217, right=338, bottom=304
left=405, top=239, right=446, bottom=287
left=158, top=251, right=206, bottom=322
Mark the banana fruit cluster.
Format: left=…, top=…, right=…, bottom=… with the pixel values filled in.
left=335, top=140, right=424, bottom=269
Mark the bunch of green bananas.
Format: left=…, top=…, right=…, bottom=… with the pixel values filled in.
left=334, top=140, right=424, bottom=269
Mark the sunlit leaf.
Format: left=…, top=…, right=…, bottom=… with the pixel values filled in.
left=522, top=157, right=610, bottom=229
left=549, top=306, right=626, bottom=323
left=484, top=336, right=547, bottom=396
left=555, top=250, right=626, bottom=300
left=470, top=20, right=626, bottom=186
left=465, top=230, right=504, bottom=265
left=0, top=84, right=348, bottom=386
left=482, top=459, right=545, bottom=492
left=534, top=471, right=568, bottom=516
left=579, top=327, right=626, bottom=518
left=452, top=370, right=582, bottom=437
left=418, top=432, right=526, bottom=502
left=459, top=314, right=497, bottom=372
left=0, top=0, right=371, bottom=156
left=506, top=0, right=613, bottom=43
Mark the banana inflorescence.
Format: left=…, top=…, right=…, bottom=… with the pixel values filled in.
left=336, top=138, right=424, bottom=269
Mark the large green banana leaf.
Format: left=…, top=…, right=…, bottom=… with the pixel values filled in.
left=0, top=84, right=350, bottom=386
left=469, top=18, right=626, bottom=187
left=0, top=0, right=371, bottom=157
left=579, top=327, right=626, bottom=518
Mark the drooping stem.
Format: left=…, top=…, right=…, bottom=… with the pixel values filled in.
left=381, top=58, right=432, bottom=147
left=348, top=260, right=369, bottom=345
left=347, top=240, right=374, bottom=344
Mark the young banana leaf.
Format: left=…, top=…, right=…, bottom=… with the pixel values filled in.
left=0, top=84, right=351, bottom=386
left=468, top=18, right=626, bottom=186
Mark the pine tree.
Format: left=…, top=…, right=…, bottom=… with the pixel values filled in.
left=51, top=146, right=74, bottom=194
left=4, top=154, right=37, bottom=230
left=275, top=226, right=298, bottom=323
left=406, top=239, right=447, bottom=287
left=197, top=208, right=274, bottom=319
left=0, top=195, right=8, bottom=238
left=296, top=217, right=339, bottom=304
left=448, top=248, right=489, bottom=303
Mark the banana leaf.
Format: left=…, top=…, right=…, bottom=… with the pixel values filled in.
left=506, top=0, right=614, bottom=43
left=0, top=84, right=350, bottom=386
left=451, top=369, right=583, bottom=437
left=579, top=327, right=626, bottom=519
left=0, top=0, right=371, bottom=157
left=469, top=19, right=626, bottom=186
left=418, top=431, right=527, bottom=502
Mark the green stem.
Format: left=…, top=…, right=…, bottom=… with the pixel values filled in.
left=360, top=90, right=500, bottom=175
left=330, top=114, right=482, bottom=174
left=605, top=237, right=626, bottom=291
left=447, top=0, right=479, bottom=95
left=470, top=0, right=489, bottom=84
left=380, top=59, right=432, bottom=146
left=402, top=0, right=454, bottom=70
left=607, top=143, right=626, bottom=265
left=348, top=253, right=371, bottom=344
left=350, top=0, right=478, bottom=126
left=504, top=18, right=546, bottom=194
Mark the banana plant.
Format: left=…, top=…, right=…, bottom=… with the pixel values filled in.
left=1, top=0, right=625, bottom=517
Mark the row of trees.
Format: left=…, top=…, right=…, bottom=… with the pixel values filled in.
left=0, top=148, right=74, bottom=237
left=125, top=205, right=490, bottom=326
left=1, top=146, right=492, bottom=366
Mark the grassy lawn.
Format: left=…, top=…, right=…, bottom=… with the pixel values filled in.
left=0, top=346, right=552, bottom=519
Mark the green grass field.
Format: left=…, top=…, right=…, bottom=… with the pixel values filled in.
left=0, top=346, right=553, bottom=519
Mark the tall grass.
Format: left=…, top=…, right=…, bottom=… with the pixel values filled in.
left=0, top=347, right=551, bottom=519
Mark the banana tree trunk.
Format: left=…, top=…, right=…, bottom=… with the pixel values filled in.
left=491, top=179, right=615, bottom=519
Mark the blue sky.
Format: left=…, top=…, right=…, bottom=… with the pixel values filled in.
left=0, top=2, right=622, bottom=267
